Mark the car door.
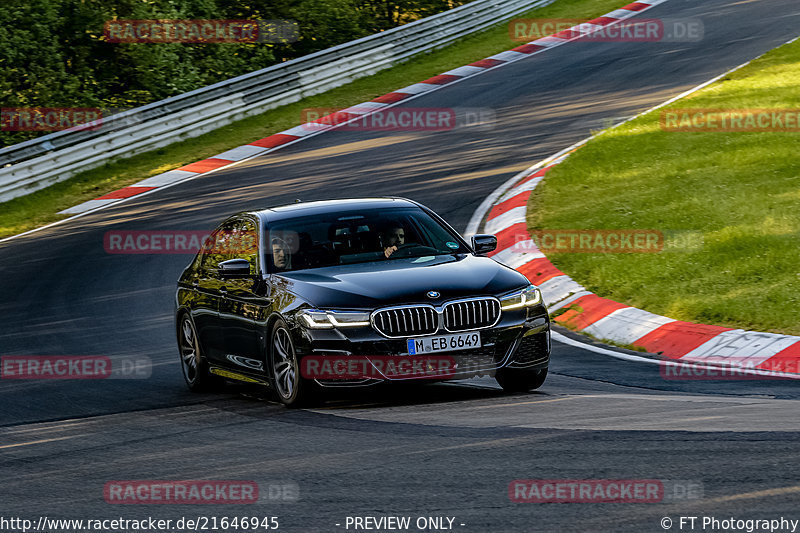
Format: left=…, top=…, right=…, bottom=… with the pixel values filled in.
left=218, top=216, right=271, bottom=371
left=192, top=223, right=235, bottom=362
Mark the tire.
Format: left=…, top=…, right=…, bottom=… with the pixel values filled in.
left=269, top=319, right=318, bottom=407
left=495, top=367, right=548, bottom=393
left=178, top=313, right=219, bottom=392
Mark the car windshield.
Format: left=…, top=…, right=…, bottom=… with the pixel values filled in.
left=264, top=206, right=469, bottom=272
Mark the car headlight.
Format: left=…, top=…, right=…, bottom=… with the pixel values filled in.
left=499, top=285, right=542, bottom=310
left=299, top=309, right=371, bottom=329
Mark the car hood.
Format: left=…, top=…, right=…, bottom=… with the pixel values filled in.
left=276, top=254, right=529, bottom=309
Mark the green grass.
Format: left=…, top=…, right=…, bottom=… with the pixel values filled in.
left=529, top=39, right=800, bottom=336
left=0, top=0, right=627, bottom=239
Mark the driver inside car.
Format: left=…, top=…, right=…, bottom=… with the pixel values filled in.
left=383, top=222, right=405, bottom=258
left=271, top=237, right=292, bottom=271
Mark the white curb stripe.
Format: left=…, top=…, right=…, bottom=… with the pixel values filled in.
left=484, top=205, right=527, bottom=234
left=604, top=9, right=637, bottom=19
left=394, top=83, right=439, bottom=95
left=503, top=176, right=544, bottom=199
left=343, top=102, right=389, bottom=114
left=532, top=36, right=568, bottom=47
left=573, top=23, right=604, bottom=34
left=492, top=247, right=544, bottom=269
left=211, top=145, right=269, bottom=162
left=583, top=307, right=675, bottom=345
left=681, top=330, right=800, bottom=367
left=547, top=290, right=593, bottom=311
left=442, top=66, right=486, bottom=77
left=488, top=51, right=527, bottom=62
left=133, top=170, right=198, bottom=188
left=58, top=199, right=119, bottom=215
left=538, top=276, right=587, bottom=306
left=279, top=124, right=318, bottom=137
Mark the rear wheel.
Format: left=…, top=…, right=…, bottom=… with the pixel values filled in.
left=178, top=314, right=218, bottom=392
left=495, top=367, right=547, bottom=393
left=270, top=319, right=318, bottom=407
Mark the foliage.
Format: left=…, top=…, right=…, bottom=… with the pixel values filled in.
left=0, top=0, right=470, bottom=146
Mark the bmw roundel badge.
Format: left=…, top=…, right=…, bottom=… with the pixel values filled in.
left=427, top=291, right=440, bottom=299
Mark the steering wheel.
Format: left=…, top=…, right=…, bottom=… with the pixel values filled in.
left=387, top=243, right=437, bottom=258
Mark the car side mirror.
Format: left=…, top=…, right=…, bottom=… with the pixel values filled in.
left=218, top=258, right=252, bottom=278
left=471, top=234, right=497, bottom=255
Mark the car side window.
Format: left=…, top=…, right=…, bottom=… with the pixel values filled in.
left=229, top=217, right=259, bottom=275
left=199, top=222, right=235, bottom=274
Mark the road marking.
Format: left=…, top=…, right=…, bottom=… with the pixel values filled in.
left=474, top=396, right=586, bottom=409
left=704, top=485, right=800, bottom=504
left=0, top=435, right=83, bottom=450
left=397, top=436, right=545, bottom=455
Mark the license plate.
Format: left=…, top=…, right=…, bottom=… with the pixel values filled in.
left=406, top=331, right=482, bottom=355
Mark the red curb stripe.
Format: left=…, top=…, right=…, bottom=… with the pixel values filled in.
left=421, top=74, right=461, bottom=85
left=553, top=294, right=629, bottom=330
left=756, top=341, right=800, bottom=372
left=622, top=2, right=650, bottom=11
left=553, top=29, right=582, bottom=40
left=515, top=166, right=551, bottom=188
left=95, top=186, right=156, bottom=200
left=512, top=44, right=546, bottom=54
left=372, top=92, right=410, bottom=104
left=487, top=190, right=531, bottom=221
left=178, top=158, right=234, bottom=173
left=469, top=59, right=504, bottom=68
left=517, top=257, right=567, bottom=285
left=632, top=322, right=734, bottom=359
left=589, top=16, right=619, bottom=26
left=491, top=222, right=529, bottom=256
left=249, top=134, right=300, bottom=148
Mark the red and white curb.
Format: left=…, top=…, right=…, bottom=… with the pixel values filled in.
left=57, top=0, right=668, bottom=216
left=472, top=133, right=800, bottom=376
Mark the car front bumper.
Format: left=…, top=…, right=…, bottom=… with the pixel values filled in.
left=292, top=305, right=550, bottom=387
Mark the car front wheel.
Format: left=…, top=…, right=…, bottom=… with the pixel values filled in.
left=269, top=319, right=317, bottom=407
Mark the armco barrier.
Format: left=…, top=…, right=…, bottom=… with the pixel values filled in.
left=0, top=0, right=553, bottom=202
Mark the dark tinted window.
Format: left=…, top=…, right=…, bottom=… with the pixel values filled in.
left=200, top=217, right=259, bottom=275
left=264, top=207, right=467, bottom=272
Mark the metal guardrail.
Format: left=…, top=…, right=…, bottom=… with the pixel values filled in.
left=0, top=0, right=552, bottom=202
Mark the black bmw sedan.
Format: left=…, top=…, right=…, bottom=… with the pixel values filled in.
left=175, top=198, right=550, bottom=406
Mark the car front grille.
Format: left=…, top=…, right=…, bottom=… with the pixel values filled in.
left=371, top=297, right=502, bottom=338
left=443, top=298, right=500, bottom=332
left=372, top=306, right=438, bottom=338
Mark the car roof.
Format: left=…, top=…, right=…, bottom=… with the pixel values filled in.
left=252, top=197, right=421, bottom=223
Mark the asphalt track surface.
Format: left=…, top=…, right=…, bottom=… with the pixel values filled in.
left=1, top=1, right=800, bottom=531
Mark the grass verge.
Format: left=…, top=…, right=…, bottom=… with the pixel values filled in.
left=528, top=38, right=800, bottom=335
left=1, top=0, right=630, bottom=239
